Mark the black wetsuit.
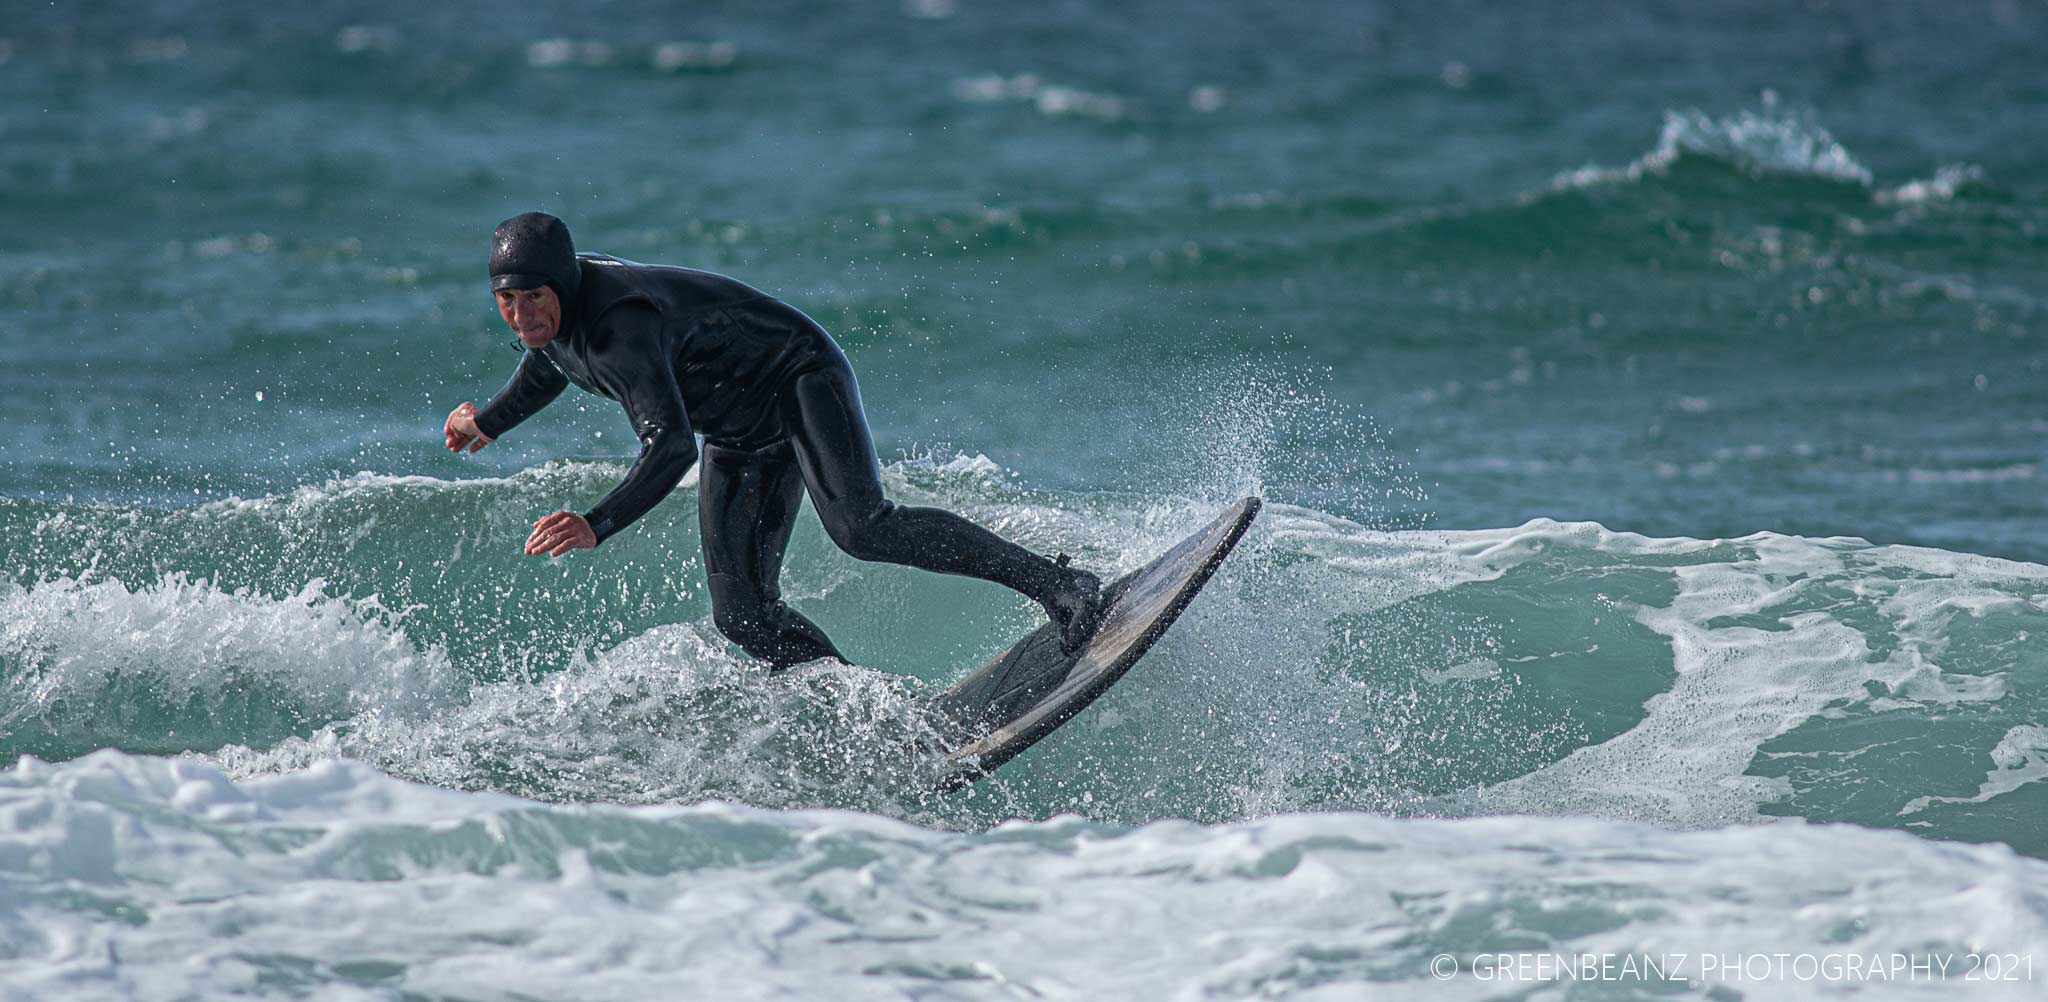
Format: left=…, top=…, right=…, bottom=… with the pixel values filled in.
left=475, top=254, right=1068, bottom=667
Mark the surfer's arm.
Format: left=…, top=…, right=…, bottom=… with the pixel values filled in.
left=579, top=306, right=699, bottom=546
left=472, top=349, right=570, bottom=441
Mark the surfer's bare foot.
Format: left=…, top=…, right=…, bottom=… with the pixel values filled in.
left=1042, top=555, right=1104, bottom=653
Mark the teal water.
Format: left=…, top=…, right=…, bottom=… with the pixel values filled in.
left=3, top=2, right=2046, bottom=998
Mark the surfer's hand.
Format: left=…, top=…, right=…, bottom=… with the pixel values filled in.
left=444, top=401, right=493, bottom=453
left=525, top=511, right=596, bottom=557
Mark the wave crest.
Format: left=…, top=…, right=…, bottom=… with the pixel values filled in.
left=1554, top=91, right=1872, bottom=192
left=1, top=573, right=457, bottom=759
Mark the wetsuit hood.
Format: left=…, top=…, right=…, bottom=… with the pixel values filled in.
left=489, top=212, right=582, bottom=301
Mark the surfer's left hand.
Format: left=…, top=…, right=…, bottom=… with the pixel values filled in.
left=525, top=511, right=596, bottom=557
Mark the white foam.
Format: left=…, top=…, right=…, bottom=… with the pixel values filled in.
left=650, top=40, right=737, bottom=72
left=172, top=463, right=695, bottom=543
left=1903, top=725, right=2048, bottom=816
left=1423, top=522, right=2045, bottom=826
left=0, top=573, right=458, bottom=748
left=950, top=73, right=1130, bottom=121
left=1879, top=163, right=1986, bottom=205
left=2, top=752, right=2044, bottom=1001
left=1186, top=509, right=2047, bottom=831
left=1551, top=91, right=1874, bottom=192
left=210, top=622, right=958, bottom=818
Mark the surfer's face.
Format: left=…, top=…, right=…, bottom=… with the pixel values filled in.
left=496, top=286, right=561, bottom=348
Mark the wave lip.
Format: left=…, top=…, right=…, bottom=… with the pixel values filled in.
left=1552, top=91, right=1872, bottom=192
left=1537, top=91, right=1987, bottom=226
left=0, top=573, right=458, bottom=760
left=1878, top=163, right=1987, bottom=205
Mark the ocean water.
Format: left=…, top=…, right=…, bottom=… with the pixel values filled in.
left=3, top=1, right=2047, bottom=998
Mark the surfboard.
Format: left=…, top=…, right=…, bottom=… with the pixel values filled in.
left=926, top=497, right=1261, bottom=790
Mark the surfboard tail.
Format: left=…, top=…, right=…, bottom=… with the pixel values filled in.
left=927, top=497, right=1262, bottom=790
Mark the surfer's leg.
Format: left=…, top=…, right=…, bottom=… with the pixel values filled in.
left=784, top=362, right=1105, bottom=650
left=698, top=440, right=848, bottom=669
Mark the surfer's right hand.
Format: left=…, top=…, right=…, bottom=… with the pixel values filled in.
left=444, top=401, right=494, bottom=453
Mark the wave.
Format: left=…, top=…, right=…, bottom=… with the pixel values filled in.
left=1159, top=93, right=1995, bottom=283
left=951, top=73, right=1133, bottom=122
left=3, top=751, right=2045, bottom=1000
left=5, top=465, right=2045, bottom=851
left=0, top=573, right=458, bottom=761
left=0, top=463, right=712, bottom=682
left=1544, top=92, right=1986, bottom=211
left=1877, top=163, right=1988, bottom=206
left=1551, top=90, right=1875, bottom=191
left=214, top=624, right=964, bottom=820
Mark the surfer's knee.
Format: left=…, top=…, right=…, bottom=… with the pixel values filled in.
left=706, top=572, right=776, bottom=648
left=710, top=602, right=764, bottom=649
left=712, top=603, right=809, bottom=667
left=705, top=573, right=843, bottom=669
left=815, top=491, right=901, bottom=563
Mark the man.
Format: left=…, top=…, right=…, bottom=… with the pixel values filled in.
left=443, top=212, right=1105, bottom=668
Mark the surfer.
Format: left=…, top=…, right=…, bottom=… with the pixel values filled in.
left=442, top=212, right=1105, bottom=669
